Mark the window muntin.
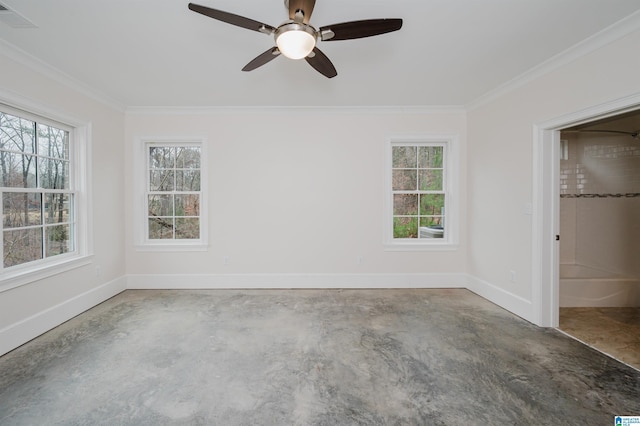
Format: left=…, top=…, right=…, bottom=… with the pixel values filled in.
left=390, top=142, right=449, bottom=243
left=146, top=144, right=201, bottom=241
left=1, top=110, right=74, bottom=269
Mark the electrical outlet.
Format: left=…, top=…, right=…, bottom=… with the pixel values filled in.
left=223, top=256, right=230, bottom=266
left=95, top=265, right=101, bottom=277
left=510, top=270, right=516, bottom=283
left=356, top=256, right=364, bottom=265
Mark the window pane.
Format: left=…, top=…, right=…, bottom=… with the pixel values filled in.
left=393, top=217, right=417, bottom=238
left=392, top=146, right=416, bottom=168
left=149, top=170, right=174, bottom=191
left=39, top=157, right=69, bottom=189
left=1, top=110, right=78, bottom=269
left=37, top=124, right=69, bottom=160
left=418, top=169, right=443, bottom=191
left=175, top=170, right=200, bottom=191
left=3, top=228, right=43, bottom=267
left=392, top=170, right=416, bottom=191
left=0, top=112, right=36, bottom=154
left=149, top=218, right=174, bottom=239
left=420, top=194, right=445, bottom=216
left=418, top=146, right=443, bottom=168
left=1, top=153, right=37, bottom=188
left=420, top=216, right=444, bottom=227
left=148, top=195, right=173, bottom=217
left=3, top=192, right=41, bottom=228
left=393, top=194, right=418, bottom=215
left=45, top=224, right=72, bottom=257
left=175, top=194, right=200, bottom=216
left=149, top=147, right=175, bottom=169
left=175, top=218, right=199, bottom=239
left=44, top=193, right=71, bottom=224
left=145, top=143, right=202, bottom=243
left=176, top=147, right=200, bottom=168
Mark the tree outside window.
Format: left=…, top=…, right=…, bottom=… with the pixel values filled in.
left=1, top=110, right=73, bottom=268
left=391, top=144, right=445, bottom=239
left=147, top=145, right=201, bottom=240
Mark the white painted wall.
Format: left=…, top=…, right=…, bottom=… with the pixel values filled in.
left=467, top=28, right=640, bottom=322
left=124, top=109, right=468, bottom=280
left=2, top=17, right=640, bottom=357
left=0, top=50, right=126, bottom=354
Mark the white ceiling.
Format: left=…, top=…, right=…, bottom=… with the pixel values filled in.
left=1, top=0, right=640, bottom=108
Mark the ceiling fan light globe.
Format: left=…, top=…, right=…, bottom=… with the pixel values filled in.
left=275, top=24, right=316, bottom=59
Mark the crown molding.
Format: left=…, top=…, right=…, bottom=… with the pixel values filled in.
left=466, top=10, right=640, bottom=111
left=125, top=105, right=466, bottom=115
left=0, top=39, right=126, bottom=113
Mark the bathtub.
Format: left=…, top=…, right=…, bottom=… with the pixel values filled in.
left=560, top=264, right=640, bottom=307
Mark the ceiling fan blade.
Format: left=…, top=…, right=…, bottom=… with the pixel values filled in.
left=288, top=0, right=316, bottom=24
left=305, top=47, right=337, bottom=78
left=242, top=47, right=281, bottom=71
left=319, top=19, right=403, bottom=41
left=188, top=3, right=276, bottom=34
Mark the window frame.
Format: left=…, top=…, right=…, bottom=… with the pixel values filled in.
left=384, top=136, right=459, bottom=251
left=0, top=102, right=92, bottom=291
left=134, top=138, right=208, bottom=251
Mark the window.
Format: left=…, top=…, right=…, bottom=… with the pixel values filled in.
left=137, top=140, right=206, bottom=250
left=385, top=138, right=458, bottom=250
left=1, top=104, right=90, bottom=283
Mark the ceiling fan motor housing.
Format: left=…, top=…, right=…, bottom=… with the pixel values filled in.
left=275, top=22, right=317, bottom=59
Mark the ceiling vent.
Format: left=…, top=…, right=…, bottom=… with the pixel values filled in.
left=0, top=2, right=37, bottom=28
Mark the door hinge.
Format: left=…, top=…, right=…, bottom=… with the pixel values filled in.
left=555, top=235, right=560, bottom=241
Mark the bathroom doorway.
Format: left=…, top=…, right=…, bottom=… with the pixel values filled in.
left=557, top=109, right=640, bottom=370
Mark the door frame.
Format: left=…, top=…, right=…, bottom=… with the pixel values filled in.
left=532, top=93, right=640, bottom=327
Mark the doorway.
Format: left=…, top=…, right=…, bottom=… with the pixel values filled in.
left=532, top=93, right=640, bottom=329
left=556, top=110, right=640, bottom=369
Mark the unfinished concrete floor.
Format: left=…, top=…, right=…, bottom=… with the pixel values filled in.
left=1, top=289, right=639, bottom=425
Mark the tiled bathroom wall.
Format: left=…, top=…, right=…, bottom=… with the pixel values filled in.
left=560, top=135, right=640, bottom=195
left=559, top=129, right=640, bottom=277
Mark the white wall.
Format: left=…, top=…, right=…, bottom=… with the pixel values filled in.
left=2, top=18, right=639, bottom=357
left=467, top=28, right=640, bottom=322
left=124, top=109, right=467, bottom=283
left=0, top=50, right=126, bottom=355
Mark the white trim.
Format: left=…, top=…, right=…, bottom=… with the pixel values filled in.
left=135, top=243, right=208, bottom=252
left=0, top=97, right=94, bottom=287
left=383, top=135, right=460, bottom=250
left=133, top=137, right=208, bottom=250
left=127, top=273, right=469, bottom=290
left=0, top=89, right=86, bottom=128
left=466, top=274, right=535, bottom=323
left=0, top=40, right=125, bottom=113
left=0, top=276, right=126, bottom=356
left=76, top=123, right=94, bottom=258
left=125, top=105, right=466, bottom=116
left=0, top=255, right=93, bottom=293
left=467, top=10, right=640, bottom=111
left=0, top=271, right=549, bottom=356
left=532, top=92, right=640, bottom=327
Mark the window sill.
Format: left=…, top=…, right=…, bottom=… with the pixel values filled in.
left=0, top=254, right=94, bottom=293
left=384, top=241, right=459, bottom=251
left=135, top=243, right=208, bottom=252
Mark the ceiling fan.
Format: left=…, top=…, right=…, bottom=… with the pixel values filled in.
left=188, top=0, right=403, bottom=78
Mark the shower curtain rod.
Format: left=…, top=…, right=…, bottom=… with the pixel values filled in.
left=562, top=129, right=639, bottom=139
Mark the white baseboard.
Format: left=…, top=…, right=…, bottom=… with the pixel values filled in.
left=0, top=273, right=539, bottom=357
left=466, top=274, right=534, bottom=323
left=126, top=273, right=469, bottom=290
left=0, top=277, right=126, bottom=357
